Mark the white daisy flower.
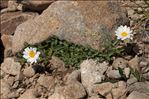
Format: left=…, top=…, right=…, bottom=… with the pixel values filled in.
left=115, top=25, right=133, bottom=40
left=23, top=47, right=40, bottom=64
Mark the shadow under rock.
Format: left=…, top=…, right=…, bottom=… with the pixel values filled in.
left=124, top=43, right=140, bottom=56
left=32, top=65, right=52, bottom=74
left=0, top=33, right=4, bottom=64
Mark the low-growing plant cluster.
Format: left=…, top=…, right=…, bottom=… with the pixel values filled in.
left=17, top=36, right=124, bottom=68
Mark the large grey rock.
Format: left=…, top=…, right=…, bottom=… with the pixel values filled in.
left=12, top=1, right=129, bottom=54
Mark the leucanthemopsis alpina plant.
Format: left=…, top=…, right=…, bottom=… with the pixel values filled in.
left=23, top=47, right=40, bottom=64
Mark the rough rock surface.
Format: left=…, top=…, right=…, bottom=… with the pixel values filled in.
left=80, top=59, right=108, bottom=95
left=1, top=58, right=21, bottom=75
left=0, top=0, right=8, bottom=9
left=112, top=58, right=128, bottom=69
left=23, top=66, right=35, bottom=78
left=18, top=89, right=38, bottom=99
left=0, top=11, right=38, bottom=35
left=0, top=79, right=11, bottom=99
left=37, top=74, right=55, bottom=90
left=127, top=91, right=149, bottom=99
left=12, top=1, right=129, bottom=54
left=1, top=34, right=13, bottom=57
left=22, top=0, right=55, bottom=12
left=49, top=81, right=86, bottom=99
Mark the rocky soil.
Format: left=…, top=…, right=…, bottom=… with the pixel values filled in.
left=0, top=1, right=149, bottom=99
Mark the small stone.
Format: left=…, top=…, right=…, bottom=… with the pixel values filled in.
left=19, top=89, right=38, bottom=99
left=106, top=93, right=113, bottom=99
left=127, top=82, right=149, bottom=95
left=4, top=76, right=15, bottom=86
left=37, top=74, right=55, bottom=90
left=106, top=67, right=121, bottom=79
left=80, top=59, right=108, bottom=94
left=7, top=91, right=20, bottom=99
left=0, top=69, right=5, bottom=78
left=53, top=81, right=86, bottom=99
left=88, top=95, right=104, bottom=99
left=66, top=70, right=81, bottom=83
left=140, top=61, right=148, bottom=67
left=128, top=56, right=140, bottom=71
left=1, top=58, right=22, bottom=75
left=17, top=88, right=25, bottom=94
left=112, top=58, right=128, bottom=69
left=124, top=67, right=131, bottom=78
left=15, top=72, right=24, bottom=81
left=23, top=66, right=35, bottom=78
left=12, top=81, right=19, bottom=89
left=93, top=82, right=113, bottom=96
left=34, top=84, right=47, bottom=98
left=127, top=77, right=138, bottom=85
left=50, top=56, right=65, bottom=71
left=112, top=81, right=127, bottom=99
left=1, top=34, right=12, bottom=49
left=0, top=79, right=11, bottom=99
left=107, top=70, right=121, bottom=79
left=127, top=91, right=149, bottom=99
left=48, top=93, right=65, bottom=99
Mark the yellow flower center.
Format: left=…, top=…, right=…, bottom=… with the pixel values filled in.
left=29, top=51, right=35, bottom=58
left=121, top=32, right=128, bottom=37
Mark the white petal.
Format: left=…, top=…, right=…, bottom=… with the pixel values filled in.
left=25, top=47, right=30, bottom=53
left=23, top=55, right=29, bottom=59
left=33, top=48, right=37, bottom=52
left=23, top=51, right=28, bottom=55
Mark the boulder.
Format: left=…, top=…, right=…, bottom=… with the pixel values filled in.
left=0, top=11, right=38, bottom=35
left=12, top=1, right=129, bottom=54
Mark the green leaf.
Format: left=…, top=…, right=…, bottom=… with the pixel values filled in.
left=118, top=67, right=127, bottom=81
